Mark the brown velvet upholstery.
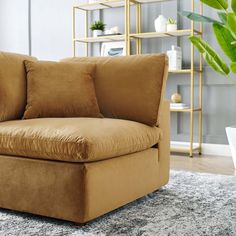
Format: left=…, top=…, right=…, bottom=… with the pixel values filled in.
left=0, top=52, right=36, bottom=121
left=0, top=101, right=170, bottom=223
left=0, top=52, right=170, bottom=224
left=62, top=54, right=168, bottom=126
left=0, top=117, right=162, bottom=162
left=23, top=60, right=101, bottom=119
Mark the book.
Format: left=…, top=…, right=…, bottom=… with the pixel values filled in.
left=170, top=103, right=189, bottom=109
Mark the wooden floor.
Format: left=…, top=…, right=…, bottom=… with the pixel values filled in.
left=171, top=154, right=236, bottom=176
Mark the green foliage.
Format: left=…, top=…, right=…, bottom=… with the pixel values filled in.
left=180, top=0, right=236, bottom=78
left=231, top=62, right=236, bottom=73
left=217, top=12, right=227, bottom=24
left=189, top=36, right=230, bottom=75
left=167, top=18, right=177, bottom=24
left=227, top=13, right=236, bottom=38
left=90, top=21, right=106, bottom=31
left=200, top=0, right=228, bottom=10
left=232, top=0, right=236, bottom=13
left=179, top=11, right=221, bottom=24
left=213, top=23, right=236, bottom=61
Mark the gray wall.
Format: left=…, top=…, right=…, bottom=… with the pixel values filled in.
left=0, top=0, right=235, bottom=144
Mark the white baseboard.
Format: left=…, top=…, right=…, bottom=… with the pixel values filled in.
left=171, top=141, right=231, bottom=157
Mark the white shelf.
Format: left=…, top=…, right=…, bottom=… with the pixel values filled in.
left=169, top=69, right=202, bottom=74
left=135, top=0, right=174, bottom=3
left=74, top=34, right=125, bottom=43
left=130, top=29, right=201, bottom=39
left=75, top=0, right=134, bottom=11
left=170, top=108, right=201, bottom=113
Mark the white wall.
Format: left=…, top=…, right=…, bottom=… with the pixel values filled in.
left=0, top=0, right=85, bottom=60
left=30, top=0, right=85, bottom=60
left=0, top=0, right=29, bottom=54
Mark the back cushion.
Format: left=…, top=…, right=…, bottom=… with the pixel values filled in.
left=0, top=52, right=36, bottom=121
left=23, top=60, right=102, bottom=119
left=62, top=54, right=168, bottom=126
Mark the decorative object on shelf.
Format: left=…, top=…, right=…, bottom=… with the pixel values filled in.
left=170, top=103, right=189, bottom=110
left=98, top=33, right=122, bottom=37
left=154, top=15, right=167, bottom=32
left=104, top=26, right=120, bottom=35
left=167, top=45, right=182, bottom=71
left=226, top=127, right=236, bottom=169
left=167, top=18, right=177, bottom=32
left=171, top=93, right=182, bottom=103
left=101, top=41, right=126, bottom=57
left=90, top=21, right=106, bottom=37
left=180, top=0, right=236, bottom=162
left=88, top=0, right=99, bottom=3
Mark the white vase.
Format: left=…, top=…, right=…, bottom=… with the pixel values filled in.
left=93, top=30, right=103, bottom=37
left=167, top=24, right=177, bottom=32
left=226, top=126, right=236, bottom=169
left=154, top=15, right=167, bottom=32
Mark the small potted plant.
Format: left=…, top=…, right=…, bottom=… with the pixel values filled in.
left=167, top=18, right=177, bottom=32
left=90, top=21, right=106, bottom=37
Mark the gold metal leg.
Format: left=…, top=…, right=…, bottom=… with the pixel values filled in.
left=136, top=4, right=139, bottom=54
left=85, top=10, right=89, bottom=57
left=198, top=1, right=203, bottom=155
left=125, top=0, right=131, bottom=55
left=72, top=7, right=76, bottom=57
left=190, top=0, right=195, bottom=157
left=138, top=4, right=142, bottom=54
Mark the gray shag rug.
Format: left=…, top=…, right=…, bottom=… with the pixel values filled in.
left=0, top=170, right=236, bottom=236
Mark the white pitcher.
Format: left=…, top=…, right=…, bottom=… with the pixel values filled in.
left=154, top=15, right=167, bottom=32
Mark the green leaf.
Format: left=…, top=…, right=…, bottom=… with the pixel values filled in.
left=179, top=11, right=220, bottom=24
left=218, top=12, right=227, bottom=24
left=232, top=0, right=236, bottom=13
left=189, top=36, right=230, bottom=75
left=227, top=13, right=236, bottom=38
left=213, top=23, right=236, bottom=62
left=200, top=0, right=228, bottom=10
left=231, top=62, right=236, bottom=74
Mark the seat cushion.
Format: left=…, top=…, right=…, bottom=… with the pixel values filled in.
left=0, top=118, right=162, bottom=162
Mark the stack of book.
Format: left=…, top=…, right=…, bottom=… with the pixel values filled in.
left=170, top=103, right=189, bottom=110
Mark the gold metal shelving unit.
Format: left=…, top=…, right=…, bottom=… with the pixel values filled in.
left=72, top=0, right=203, bottom=157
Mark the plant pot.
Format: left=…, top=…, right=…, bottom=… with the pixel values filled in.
left=167, top=24, right=177, bottom=32
left=226, top=126, right=236, bottom=169
left=93, top=30, right=103, bottom=37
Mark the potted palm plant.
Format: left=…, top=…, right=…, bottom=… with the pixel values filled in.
left=90, top=21, right=106, bottom=37
left=180, top=0, right=236, bottom=168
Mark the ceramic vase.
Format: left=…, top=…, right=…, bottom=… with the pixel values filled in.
left=154, top=15, right=167, bottom=32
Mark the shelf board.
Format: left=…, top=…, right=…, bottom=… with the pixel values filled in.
left=75, top=0, right=176, bottom=11
left=170, top=108, right=202, bottom=113
left=74, top=34, right=125, bottom=43
left=134, top=0, right=174, bottom=3
left=75, top=0, right=134, bottom=11
left=171, top=142, right=200, bottom=153
left=74, top=29, right=202, bottom=43
left=130, top=29, right=201, bottom=39
left=169, top=69, right=202, bottom=74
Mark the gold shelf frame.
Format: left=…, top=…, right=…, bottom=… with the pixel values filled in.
left=72, top=0, right=203, bottom=157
